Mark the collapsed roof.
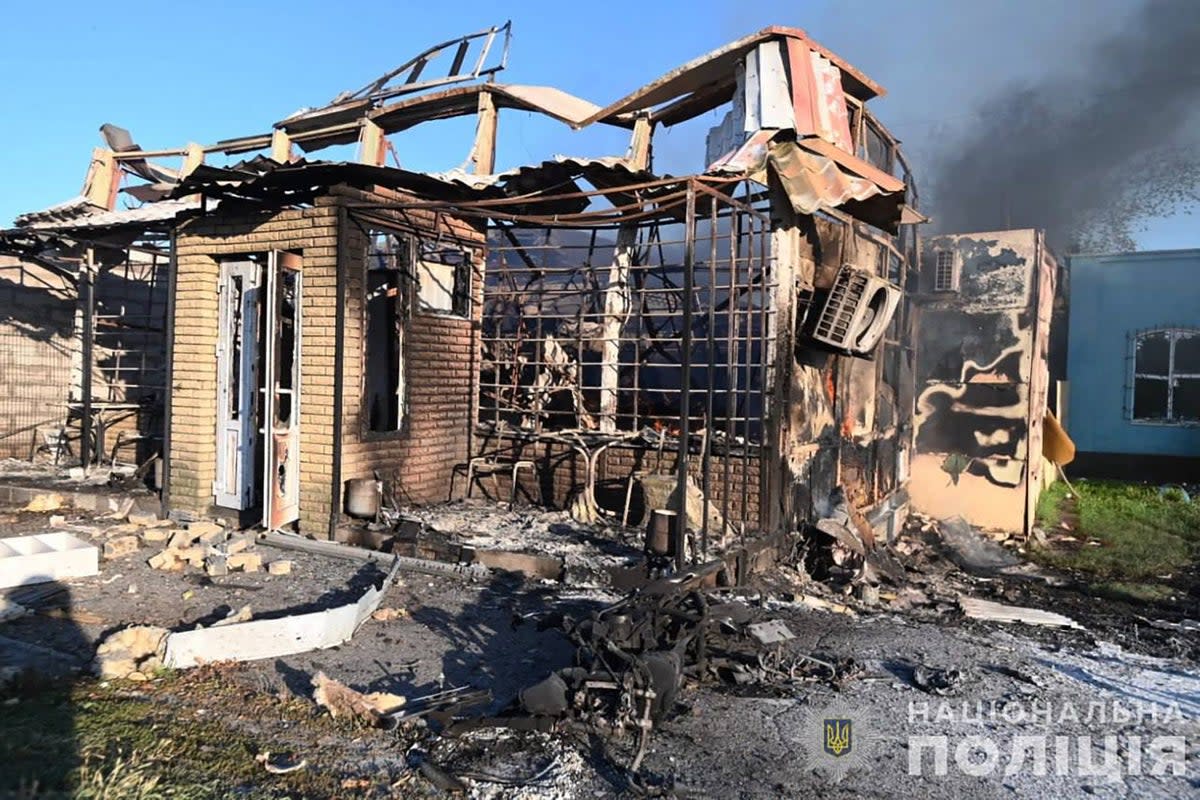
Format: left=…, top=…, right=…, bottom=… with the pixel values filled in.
left=8, top=23, right=920, bottom=237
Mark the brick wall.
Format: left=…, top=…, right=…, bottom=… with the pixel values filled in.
left=0, top=258, right=76, bottom=458
left=472, top=432, right=763, bottom=529
left=337, top=187, right=485, bottom=510
left=169, top=203, right=339, bottom=534
left=169, top=186, right=483, bottom=536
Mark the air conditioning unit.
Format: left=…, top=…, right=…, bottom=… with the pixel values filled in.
left=807, top=265, right=902, bottom=357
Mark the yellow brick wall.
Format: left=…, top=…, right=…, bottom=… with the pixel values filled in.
left=169, top=205, right=339, bottom=534
left=335, top=186, right=485, bottom=508
left=168, top=186, right=483, bottom=535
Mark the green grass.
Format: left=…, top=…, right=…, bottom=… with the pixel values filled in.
left=1033, top=480, right=1200, bottom=582
left=0, top=675, right=352, bottom=799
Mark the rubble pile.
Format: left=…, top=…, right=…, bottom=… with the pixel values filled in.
left=139, top=519, right=286, bottom=577
left=445, top=559, right=856, bottom=784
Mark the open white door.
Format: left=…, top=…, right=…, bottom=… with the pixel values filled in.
left=262, top=251, right=302, bottom=530
left=214, top=261, right=260, bottom=509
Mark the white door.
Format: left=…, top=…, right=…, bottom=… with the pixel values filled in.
left=262, top=251, right=302, bottom=530
left=214, top=261, right=260, bottom=509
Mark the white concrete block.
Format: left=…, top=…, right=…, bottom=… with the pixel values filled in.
left=0, top=532, right=99, bottom=588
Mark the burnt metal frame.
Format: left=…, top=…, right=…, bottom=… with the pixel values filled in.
left=457, top=178, right=775, bottom=565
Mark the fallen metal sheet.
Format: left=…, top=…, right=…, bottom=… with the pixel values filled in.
left=162, top=559, right=400, bottom=669
left=958, top=596, right=1083, bottom=630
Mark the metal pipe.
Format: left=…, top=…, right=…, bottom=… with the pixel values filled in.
left=702, top=196, right=718, bottom=560
left=675, top=182, right=696, bottom=571
left=160, top=235, right=178, bottom=516
left=80, top=248, right=95, bottom=469
left=329, top=207, right=349, bottom=540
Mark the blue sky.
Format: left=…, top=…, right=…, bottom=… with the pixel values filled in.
left=0, top=0, right=1193, bottom=250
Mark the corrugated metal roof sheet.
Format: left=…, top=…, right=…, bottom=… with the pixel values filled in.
left=428, top=155, right=649, bottom=191
left=16, top=197, right=201, bottom=232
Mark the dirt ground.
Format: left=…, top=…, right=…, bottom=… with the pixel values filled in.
left=0, top=497, right=1197, bottom=799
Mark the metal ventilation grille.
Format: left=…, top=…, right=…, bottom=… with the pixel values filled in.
left=813, top=268, right=869, bottom=347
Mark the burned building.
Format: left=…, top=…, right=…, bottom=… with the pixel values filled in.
left=910, top=230, right=1058, bottom=534
left=4, top=24, right=925, bottom=562
left=0, top=202, right=173, bottom=470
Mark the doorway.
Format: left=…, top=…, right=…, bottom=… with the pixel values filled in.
left=213, top=251, right=302, bottom=530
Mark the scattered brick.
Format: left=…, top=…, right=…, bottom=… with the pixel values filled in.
left=267, top=560, right=293, bottom=576
left=102, top=535, right=140, bottom=560
left=228, top=552, right=262, bottom=572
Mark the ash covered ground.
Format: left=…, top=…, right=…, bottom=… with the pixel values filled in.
left=0, top=497, right=1196, bottom=799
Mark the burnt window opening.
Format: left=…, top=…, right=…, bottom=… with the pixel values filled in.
left=1132, top=328, right=1200, bottom=423
left=417, top=240, right=472, bottom=317
left=365, top=231, right=409, bottom=432
left=933, top=250, right=957, bottom=292
left=274, top=268, right=298, bottom=427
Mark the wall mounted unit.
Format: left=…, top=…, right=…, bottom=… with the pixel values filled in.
left=807, top=265, right=901, bottom=357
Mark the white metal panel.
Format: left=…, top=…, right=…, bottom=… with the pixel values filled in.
left=0, top=533, right=98, bottom=588
left=753, top=41, right=795, bottom=130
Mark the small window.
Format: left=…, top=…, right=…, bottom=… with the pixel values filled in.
left=364, top=231, right=408, bottom=432
left=1132, top=329, right=1200, bottom=423
left=417, top=241, right=471, bottom=317
left=933, top=250, right=957, bottom=291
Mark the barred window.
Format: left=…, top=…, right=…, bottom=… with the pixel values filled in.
left=933, top=250, right=957, bottom=291
left=1132, top=329, right=1200, bottom=423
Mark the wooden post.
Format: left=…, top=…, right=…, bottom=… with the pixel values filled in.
left=81, top=148, right=120, bottom=210
left=181, top=142, right=205, bottom=178
left=357, top=119, right=387, bottom=166
left=270, top=129, right=292, bottom=163
left=597, top=116, right=654, bottom=432
left=626, top=114, right=653, bottom=171
left=470, top=89, right=498, bottom=174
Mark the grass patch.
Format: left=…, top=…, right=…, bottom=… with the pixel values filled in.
left=0, top=675, right=349, bottom=799
left=1035, top=480, right=1068, bottom=530
left=1090, top=580, right=1179, bottom=604
left=1031, top=480, right=1200, bottom=582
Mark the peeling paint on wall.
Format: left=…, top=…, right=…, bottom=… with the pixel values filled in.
left=910, top=230, right=1055, bottom=533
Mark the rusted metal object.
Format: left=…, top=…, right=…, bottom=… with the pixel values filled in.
left=647, top=509, right=676, bottom=556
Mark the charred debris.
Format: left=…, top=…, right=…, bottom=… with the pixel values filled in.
left=0, top=20, right=976, bottom=793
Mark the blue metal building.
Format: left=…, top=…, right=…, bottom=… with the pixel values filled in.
left=1066, top=248, right=1200, bottom=477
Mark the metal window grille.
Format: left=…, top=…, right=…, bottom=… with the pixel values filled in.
left=933, top=249, right=956, bottom=291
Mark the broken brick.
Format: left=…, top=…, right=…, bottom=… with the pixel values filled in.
left=102, top=535, right=140, bottom=560
left=205, top=553, right=228, bottom=577
left=267, top=560, right=293, bottom=576
left=186, top=521, right=224, bottom=538
left=167, top=529, right=197, bottom=550
left=196, top=528, right=227, bottom=546
left=228, top=552, right=262, bottom=572
left=226, top=534, right=255, bottom=555
left=127, top=511, right=160, bottom=527
left=147, top=551, right=180, bottom=571
left=141, top=527, right=171, bottom=544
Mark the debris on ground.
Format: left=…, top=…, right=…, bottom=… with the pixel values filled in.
left=92, top=625, right=169, bottom=680
left=312, top=671, right=395, bottom=727
left=911, top=664, right=965, bottom=695
left=22, top=493, right=65, bottom=513
left=255, top=751, right=308, bottom=775
left=959, top=596, right=1083, bottom=629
